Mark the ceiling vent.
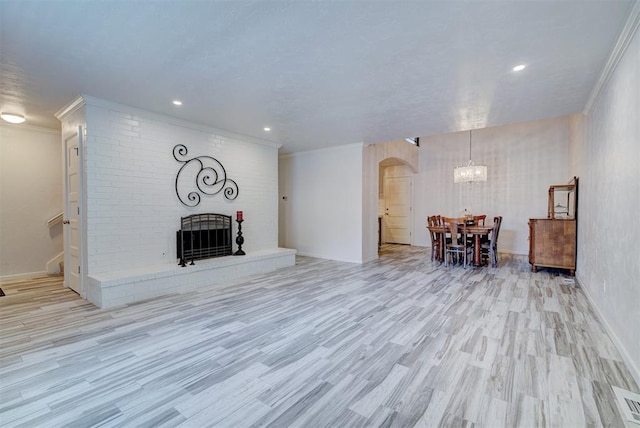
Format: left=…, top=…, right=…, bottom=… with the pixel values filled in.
left=613, top=386, right=640, bottom=425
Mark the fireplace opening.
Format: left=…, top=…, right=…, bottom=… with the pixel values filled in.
left=177, top=213, right=232, bottom=266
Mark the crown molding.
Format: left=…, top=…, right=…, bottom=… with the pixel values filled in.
left=278, top=142, right=364, bottom=160
left=64, top=94, right=282, bottom=150
left=54, top=95, right=86, bottom=120
left=583, top=0, right=640, bottom=114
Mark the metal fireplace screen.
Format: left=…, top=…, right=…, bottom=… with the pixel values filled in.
left=177, top=213, right=232, bottom=266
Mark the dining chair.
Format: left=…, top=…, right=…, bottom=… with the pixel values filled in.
left=439, top=216, right=454, bottom=263
left=473, top=215, right=487, bottom=226
left=481, top=216, right=503, bottom=267
left=466, top=214, right=488, bottom=246
left=442, top=217, right=472, bottom=268
left=427, top=216, right=442, bottom=262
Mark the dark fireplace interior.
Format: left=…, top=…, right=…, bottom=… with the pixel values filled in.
left=177, top=213, right=232, bottom=266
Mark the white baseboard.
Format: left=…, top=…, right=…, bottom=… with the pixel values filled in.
left=295, top=251, right=362, bottom=264
left=362, top=254, right=379, bottom=263
left=46, top=251, right=65, bottom=275
left=576, top=272, right=640, bottom=389
left=0, top=271, right=49, bottom=282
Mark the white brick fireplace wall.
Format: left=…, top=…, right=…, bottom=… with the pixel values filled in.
left=58, top=96, right=295, bottom=307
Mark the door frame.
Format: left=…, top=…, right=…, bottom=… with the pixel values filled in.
left=63, top=125, right=87, bottom=297
left=380, top=162, right=414, bottom=246
left=382, top=176, right=413, bottom=245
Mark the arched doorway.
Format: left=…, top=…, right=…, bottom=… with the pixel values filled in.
left=363, top=140, right=419, bottom=262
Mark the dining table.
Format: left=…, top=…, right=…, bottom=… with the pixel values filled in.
left=428, top=224, right=493, bottom=267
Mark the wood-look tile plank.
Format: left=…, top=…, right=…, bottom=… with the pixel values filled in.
left=349, top=363, right=409, bottom=418
left=0, top=247, right=637, bottom=427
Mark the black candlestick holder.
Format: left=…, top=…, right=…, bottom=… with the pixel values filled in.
left=234, top=219, right=246, bottom=255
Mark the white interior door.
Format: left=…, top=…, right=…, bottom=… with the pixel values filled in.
left=384, top=176, right=412, bottom=244
left=64, top=130, right=82, bottom=295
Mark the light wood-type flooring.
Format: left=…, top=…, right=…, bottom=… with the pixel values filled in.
left=1, top=245, right=638, bottom=427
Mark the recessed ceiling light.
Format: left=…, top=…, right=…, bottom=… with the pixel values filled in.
left=1, top=113, right=26, bottom=124
left=513, top=64, right=526, bottom=72
left=172, top=100, right=182, bottom=106
left=263, top=127, right=271, bottom=132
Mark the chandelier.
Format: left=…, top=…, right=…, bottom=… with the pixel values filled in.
left=454, top=130, right=487, bottom=183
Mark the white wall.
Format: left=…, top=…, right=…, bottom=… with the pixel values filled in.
left=414, top=117, right=570, bottom=255
left=73, top=98, right=279, bottom=275
left=362, top=144, right=377, bottom=263
left=279, top=144, right=363, bottom=263
left=568, top=114, right=586, bottom=178
left=578, top=24, right=640, bottom=382
left=0, top=124, right=63, bottom=279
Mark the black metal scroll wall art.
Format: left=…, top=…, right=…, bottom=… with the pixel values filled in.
left=173, top=144, right=239, bottom=207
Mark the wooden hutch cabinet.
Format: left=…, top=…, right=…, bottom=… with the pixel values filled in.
left=528, top=177, right=578, bottom=275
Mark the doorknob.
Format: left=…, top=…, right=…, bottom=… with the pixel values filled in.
left=63, top=219, right=70, bottom=224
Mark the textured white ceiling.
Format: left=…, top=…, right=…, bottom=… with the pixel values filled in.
left=0, top=1, right=634, bottom=153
